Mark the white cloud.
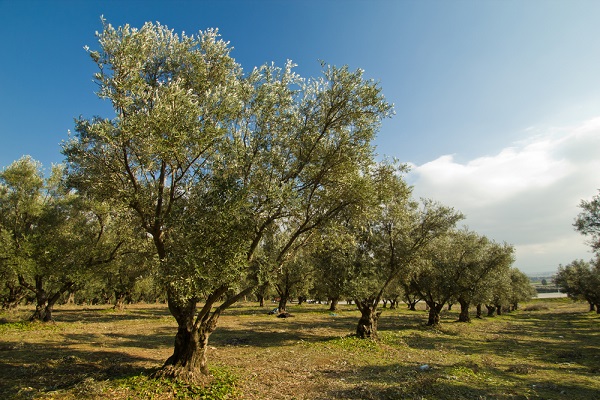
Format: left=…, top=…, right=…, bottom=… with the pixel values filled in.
left=408, top=117, right=600, bottom=274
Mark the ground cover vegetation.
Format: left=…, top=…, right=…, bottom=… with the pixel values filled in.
left=0, top=18, right=597, bottom=395
left=1, top=299, right=599, bottom=399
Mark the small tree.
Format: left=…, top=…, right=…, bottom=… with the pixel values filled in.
left=507, top=268, right=536, bottom=311
left=0, top=156, right=44, bottom=310
left=452, top=232, right=514, bottom=322
left=555, top=259, right=600, bottom=312
left=347, top=163, right=463, bottom=337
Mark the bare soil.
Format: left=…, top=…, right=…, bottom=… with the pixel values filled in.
left=1, top=298, right=598, bottom=399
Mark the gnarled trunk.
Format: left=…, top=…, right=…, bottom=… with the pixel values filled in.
left=159, top=297, right=211, bottom=381
left=2, top=282, right=25, bottom=309
left=407, top=299, right=418, bottom=311
left=114, top=290, right=128, bottom=310
left=22, top=276, right=73, bottom=322
left=355, top=300, right=380, bottom=339
left=157, top=285, right=253, bottom=383
left=457, top=298, right=470, bottom=323
left=486, top=304, right=496, bottom=317
left=426, top=302, right=444, bottom=326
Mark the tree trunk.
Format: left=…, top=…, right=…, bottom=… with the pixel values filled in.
left=447, top=303, right=453, bottom=311
left=278, top=296, right=289, bottom=314
left=257, top=294, right=265, bottom=307
left=390, top=299, right=398, bottom=310
left=486, top=305, right=496, bottom=317
left=65, top=292, right=75, bottom=305
left=426, top=302, right=444, bottom=326
left=298, top=296, right=307, bottom=305
left=495, top=304, right=503, bottom=315
left=382, top=300, right=388, bottom=308
left=355, top=301, right=380, bottom=339
left=158, top=296, right=211, bottom=382
left=589, top=302, right=595, bottom=312
left=407, top=300, right=418, bottom=311
left=2, top=282, right=25, bottom=309
left=458, top=298, right=470, bottom=322
left=596, top=304, right=600, bottom=314
left=476, top=303, right=483, bottom=319
left=114, top=291, right=127, bottom=310
left=157, top=285, right=253, bottom=383
left=328, top=297, right=339, bottom=311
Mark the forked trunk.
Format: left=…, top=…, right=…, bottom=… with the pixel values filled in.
left=426, top=302, right=444, bottom=326
left=21, top=276, right=73, bottom=322
left=31, top=298, right=50, bottom=321
left=355, top=301, right=381, bottom=339
left=157, top=297, right=213, bottom=382
left=495, top=304, right=503, bottom=315
left=407, top=300, right=418, bottom=311
left=114, top=291, right=127, bottom=310
left=157, top=285, right=254, bottom=383
left=458, top=298, right=470, bottom=323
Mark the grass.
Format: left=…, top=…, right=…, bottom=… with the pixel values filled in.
left=0, top=298, right=598, bottom=399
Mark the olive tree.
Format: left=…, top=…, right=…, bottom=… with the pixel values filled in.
left=343, top=163, right=463, bottom=337
left=555, top=259, right=600, bottom=312
left=63, top=20, right=392, bottom=381
left=452, top=232, right=514, bottom=322
left=0, top=156, right=44, bottom=310
left=574, top=190, right=600, bottom=253
left=0, top=157, right=128, bottom=320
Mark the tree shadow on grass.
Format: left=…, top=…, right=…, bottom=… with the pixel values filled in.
left=322, top=361, right=600, bottom=400
left=0, top=342, right=160, bottom=399
left=211, top=312, right=359, bottom=348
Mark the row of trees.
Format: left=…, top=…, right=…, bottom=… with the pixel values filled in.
left=554, top=190, right=600, bottom=312
left=0, top=20, right=532, bottom=382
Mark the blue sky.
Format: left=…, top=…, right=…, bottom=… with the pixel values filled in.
left=1, top=0, right=600, bottom=274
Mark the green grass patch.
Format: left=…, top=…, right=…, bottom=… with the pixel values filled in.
left=1, top=301, right=599, bottom=399
left=109, top=367, right=241, bottom=400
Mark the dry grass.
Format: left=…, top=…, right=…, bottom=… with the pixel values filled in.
left=1, top=298, right=599, bottom=399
